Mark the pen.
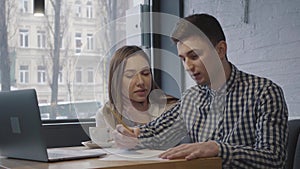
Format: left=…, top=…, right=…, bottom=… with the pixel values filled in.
left=108, top=106, right=135, bottom=135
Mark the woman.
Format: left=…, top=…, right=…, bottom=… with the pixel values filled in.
left=96, top=45, right=178, bottom=129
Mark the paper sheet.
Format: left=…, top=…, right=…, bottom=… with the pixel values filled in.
left=99, top=148, right=168, bottom=161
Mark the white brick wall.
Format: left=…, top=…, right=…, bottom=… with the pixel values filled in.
left=184, top=0, right=300, bottom=117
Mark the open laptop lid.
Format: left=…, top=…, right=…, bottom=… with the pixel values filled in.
left=0, top=89, right=49, bottom=162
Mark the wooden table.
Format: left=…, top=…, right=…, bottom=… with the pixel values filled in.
left=0, top=156, right=221, bottom=169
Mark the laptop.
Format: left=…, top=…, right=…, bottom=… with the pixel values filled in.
left=0, top=89, right=106, bottom=162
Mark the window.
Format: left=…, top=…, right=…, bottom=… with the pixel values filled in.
left=2, top=0, right=147, bottom=121
left=75, top=67, right=82, bottom=83
left=37, top=31, right=46, bottom=48
left=75, top=33, right=82, bottom=54
left=19, top=29, right=29, bottom=48
left=87, top=33, right=94, bottom=50
left=86, top=1, right=93, bottom=18
left=19, top=65, right=29, bottom=84
left=37, top=66, right=46, bottom=84
left=75, top=1, right=81, bottom=17
left=20, top=0, right=29, bottom=13
left=87, top=67, right=94, bottom=83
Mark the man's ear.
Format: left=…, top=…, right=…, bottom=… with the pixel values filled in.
left=215, top=41, right=227, bottom=60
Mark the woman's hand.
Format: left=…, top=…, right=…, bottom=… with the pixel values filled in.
left=159, top=141, right=219, bottom=160
left=112, top=124, right=140, bottom=149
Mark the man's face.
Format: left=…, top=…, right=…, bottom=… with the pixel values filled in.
left=177, top=36, right=221, bottom=86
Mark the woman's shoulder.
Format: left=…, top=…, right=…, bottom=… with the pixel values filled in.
left=97, top=101, right=111, bottom=116
left=96, top=101, right=116, bottom=128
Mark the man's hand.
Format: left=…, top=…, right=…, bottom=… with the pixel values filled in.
left=159, top=141, right=219, bottom=160
left=112, top=124, right=140, bottom=149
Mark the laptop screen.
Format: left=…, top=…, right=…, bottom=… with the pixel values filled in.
left=0, top=89, right=49, bottom=161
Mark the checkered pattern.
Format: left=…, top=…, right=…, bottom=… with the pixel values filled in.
left=138, top=63, right=288, bottom=168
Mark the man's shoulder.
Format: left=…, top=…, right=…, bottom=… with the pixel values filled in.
left=237, top=69, right=282, bottom=91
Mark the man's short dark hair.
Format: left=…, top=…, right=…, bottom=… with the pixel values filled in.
left=171, top=13, right=226, bottom=46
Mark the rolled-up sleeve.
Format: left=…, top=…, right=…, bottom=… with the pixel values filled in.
left=138, top=103, right=188, bottom=150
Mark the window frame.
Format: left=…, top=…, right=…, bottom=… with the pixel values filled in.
left=75, top=2, right=82, bottom=17
left=37, top=65, right=47, bottom=84
left=37, top=30, right=46, bottom=48
left=75, top=67, right=83, bottom=84
left=87, top=67, right=94, bottom=83
left=75, top=32, right=82, bottom=54
left=19, top=65, right=29, bottom=84
left=19, top=29, right=29, bottom=48
left=20, top=0, right=29, bottom=13
left=86, top=33, right=94, bottom=50
left=150, top=0, right=184, bottom=98
left=86, top=2, right=93, bottom=19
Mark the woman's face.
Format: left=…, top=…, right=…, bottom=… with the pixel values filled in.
left=122, top=54, right=152, bottom=103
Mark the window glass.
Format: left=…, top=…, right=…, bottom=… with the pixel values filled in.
left=75, top=1, right=81, bottom=17
left=37, top=30, right=46, bottom=48
left=1, top=0, right=146, bottom=120
left=87, top=67, right=94, bottom=83
left=19, top=29, right=29, bottom=48
left=75, top=32, right=82, bottom=54
left=86, top=1, right=93, bottom=19
left=20, top=0, right=29, bottom=13
left=19, top=65, right=29, bottom=84
left=87, top=33, right=94, bottom=50
left=37, top=65, right=46, bottom=84
left=75, top=67, right=82, bottom=83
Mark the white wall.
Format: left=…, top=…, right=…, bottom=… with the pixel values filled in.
left=184, top=0, right=300, bottom=117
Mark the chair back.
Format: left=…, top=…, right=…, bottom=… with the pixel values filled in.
left=286, top=119, right=300, bottom=169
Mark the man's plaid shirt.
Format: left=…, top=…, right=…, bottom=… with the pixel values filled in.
left=138, top=63, right=288, bottom=168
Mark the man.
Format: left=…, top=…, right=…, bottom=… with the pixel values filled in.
left=112, top=13, right=288, bottom=168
